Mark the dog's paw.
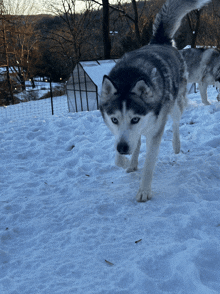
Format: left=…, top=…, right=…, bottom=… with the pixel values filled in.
left=203, top=100, right=211, bottom=105
left=126, top=166, right=137, bottom=173
left=136, top=188, right=152, bottom=202
left=115, top=156, right=130, bottom=169
left=173, top=142, right=180, bottom=154
left=173, top=135, right=180, bottom=154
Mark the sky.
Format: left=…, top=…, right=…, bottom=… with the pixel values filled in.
left=2, top=0, right=125, bottom=15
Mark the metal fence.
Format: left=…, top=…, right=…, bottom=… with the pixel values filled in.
left=66, top=63, right=99, bottom=113
left=0, top=95, right=68, bottom=119
left=0, top=82, right=68, bottom=119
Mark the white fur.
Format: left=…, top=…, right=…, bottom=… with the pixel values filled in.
left=101, top=77, right=117, bottom=99
left=103, top=99, right=183, bottom=202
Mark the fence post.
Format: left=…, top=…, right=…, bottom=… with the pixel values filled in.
left=77, top=64, right=83, bottom=111
left=50, top=79, right=54, bottom=115
left=95, top=84, right=99, bottom=110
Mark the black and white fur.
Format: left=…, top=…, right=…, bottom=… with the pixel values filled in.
left=181, top=47, right=220, bottom=105
left=100, top=0, right=211, bottom=202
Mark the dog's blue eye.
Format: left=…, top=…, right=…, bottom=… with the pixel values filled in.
left=111, top=117, right=118, bottom=124
left=131, top=117, right=140, bottom=124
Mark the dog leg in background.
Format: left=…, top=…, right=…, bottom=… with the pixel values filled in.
left=136, top=132, right=164, bottom=202
left=215, top=81, right=220, bottom=101
left=199, top=82, right=211, bottom=105
left=172, top=122, right=180, bottom=154
left=170, top=101, right=182, bottom=154
left=126, top=137, right=141, bottom=173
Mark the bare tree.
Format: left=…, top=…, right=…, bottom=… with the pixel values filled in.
left=88, top=0, right=143, bottom=57
left=187, top=10, right=201, bottom=48
left=0, top=3, right=14, bottom=104
left=206, top=0, right=220, bottom=47
left=3, top=0, right=35, bottom=15
left=0, top=0, right=40, bottom=104
left=10, top=16, right=39, bottom=90
left=42, top=0, right=100, bottom=64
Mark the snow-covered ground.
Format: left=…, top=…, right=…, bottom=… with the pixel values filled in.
left=16, top=81, right=65, bottom=101
left=0, top=86, right=220, bottom=293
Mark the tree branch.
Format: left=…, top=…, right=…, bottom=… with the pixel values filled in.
left=89, top=0, right=135, bottom=22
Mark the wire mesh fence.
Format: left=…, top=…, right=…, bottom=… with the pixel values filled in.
left=0, top=80, right=69, bottom=119
left=0, top=95, right=68, bottom=120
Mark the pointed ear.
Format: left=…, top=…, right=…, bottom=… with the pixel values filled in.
left=131, top=80, right=151, bottom=97
left=101, top=75, right=117, bottom=102
left=151, top=68, right=159, bottom=85
left=151, top=68, right=157, bottom=78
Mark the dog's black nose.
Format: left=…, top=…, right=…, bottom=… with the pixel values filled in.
left=117, top=141, right=129, bottom=154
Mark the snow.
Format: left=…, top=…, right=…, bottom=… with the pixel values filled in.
left=0, top=86, right=220, bottom=294
left=80, top=60, right=117, bottom=95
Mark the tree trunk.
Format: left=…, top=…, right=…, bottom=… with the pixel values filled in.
left=102, top=0, right=111, bottom=59
left=18, top=66, right=26, bottom=91
left=132, top=0, right=141, bottom=46
left=2, top=23, right=14, bottom=104
left=187, top=10, right=201, bottom=49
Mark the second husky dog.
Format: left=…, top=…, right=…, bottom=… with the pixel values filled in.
left=181, top=47, right=220, bottom=105
left=100, top=0, right=211, bottom=202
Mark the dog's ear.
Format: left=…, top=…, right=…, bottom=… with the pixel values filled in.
left=101, top=75, right=117, bottom=101
left=131, top=80, right=152, bottom=97
left=151, top=68, right=157, bottom=80
left=151, top=68, right=159, bottom=85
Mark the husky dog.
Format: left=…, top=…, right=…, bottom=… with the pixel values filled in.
left=181, top=48, right=220, bottom=105
left=100, top=0, right=211, bottom=202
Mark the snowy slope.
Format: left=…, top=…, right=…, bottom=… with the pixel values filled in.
left=0, top=87, right=220, bottom=294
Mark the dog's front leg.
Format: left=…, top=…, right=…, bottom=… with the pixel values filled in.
left=126, top=137, right=141, bottom=173
left=136, top=135, right=162, bottom=202
left=115, top=152, right=130, bottom=169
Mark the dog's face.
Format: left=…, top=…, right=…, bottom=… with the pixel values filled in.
left=103, top=105, right=154, bottom=155
left=100, top=75, right=160, bottom=155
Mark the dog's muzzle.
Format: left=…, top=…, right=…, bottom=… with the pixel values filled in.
left=117, top=141, right=130, bottom=155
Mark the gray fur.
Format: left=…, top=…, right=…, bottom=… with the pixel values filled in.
left=152, top=0, right=211, bottom=44
left=181, top=48, right=220, bottom=105
left=100, top=0, right=210, bottom=202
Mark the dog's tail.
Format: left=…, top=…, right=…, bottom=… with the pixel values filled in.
left=150, top=0, right=211, bottom=46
